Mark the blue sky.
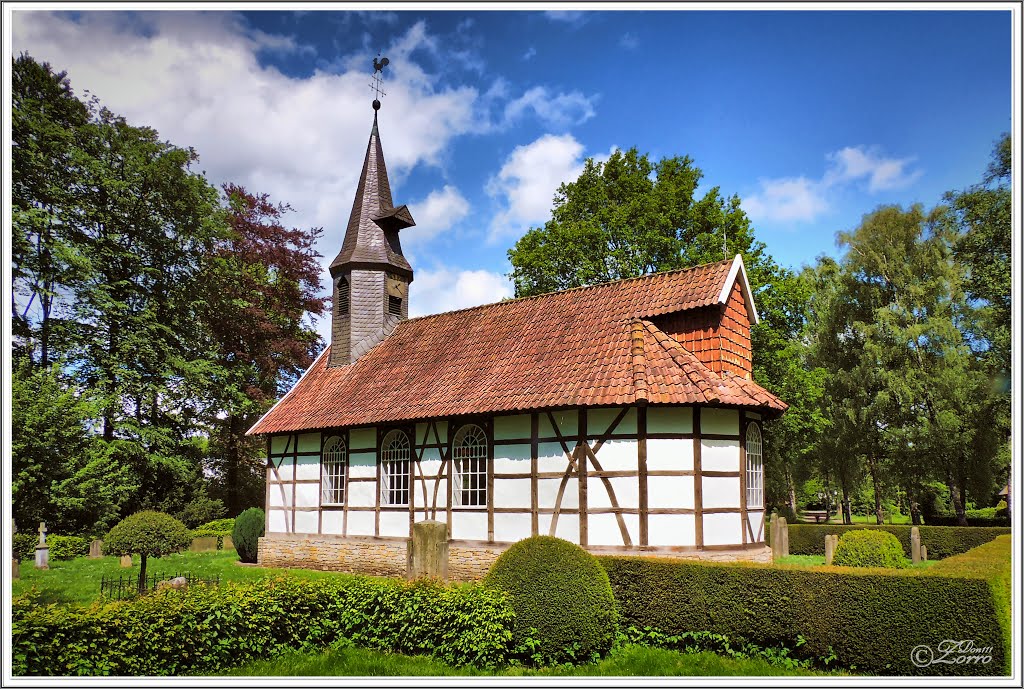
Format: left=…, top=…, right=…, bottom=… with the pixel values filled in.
left=11, top=7, right=1013, bottom=341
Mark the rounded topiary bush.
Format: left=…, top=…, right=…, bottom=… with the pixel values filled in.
left=232, top=508, right=265, bottom=563
left=105, top=511, right=192, bottom=591
left=484, top=535, right=617, bottom=665
left=832, top=529, right=909, bottom=569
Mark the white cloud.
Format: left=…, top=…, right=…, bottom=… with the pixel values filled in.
left=620, top=32, right=639, bottom=50
left=405, top=185, right=470, bottom=244
left=409, top=268, right=513, bottom=318
left=824, top=146, right=923, bottom=192
left=522, top=46, right=537, bottom=61
left=503, top=86, right=597, bottom=130
left=742, top=177, right=829, bottom=223
left=543, top=11, right=588, bottom=26
left=486, top=133, right=586, bottom=242
left=743, top=145, right=923, bottom=224
left=11, top=12, right=478, bottom=275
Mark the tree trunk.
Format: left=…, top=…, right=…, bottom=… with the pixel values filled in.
left=867, top=452, right=884, bottom=524
left=786, top=467, right=797, bottom=518
left=137, top=553, right=148, bottom=594
left=841, top=483, right=853, bottom=524
left=948, top=471, right=968, bottom=526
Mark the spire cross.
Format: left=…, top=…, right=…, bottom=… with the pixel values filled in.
left=369, top=53, right=389, bottom=106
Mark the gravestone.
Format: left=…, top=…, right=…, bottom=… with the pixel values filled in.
left=407, top=520, right=449, bottom=581
left=920, top=545, right=927, bottom=562
left=190, top=536, right=218, bottom=552
left=223, top=535, right=233, bottom=551
left=910, top=527, right=921, bottom=564
left=120, top=555, right=133, bottom=568
left=769, top=513, right=780, bottom=560
left=12, top=520, right=19, bottom=580
left=778, top=516, right=790, bottom=557
left=824, top=534, right=838, bottom=565
left=89, top=539, right=103, bottom=559
left=34, top=522, right=49, bottom=570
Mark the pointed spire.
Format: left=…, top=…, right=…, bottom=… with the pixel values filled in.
left=329, top=113, right=415, bottom=280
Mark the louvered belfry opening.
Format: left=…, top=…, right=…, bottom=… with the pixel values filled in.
left=328, top=110, right=416, bottom=367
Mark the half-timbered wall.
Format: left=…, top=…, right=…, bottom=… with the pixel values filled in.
left=264, top=404, right=765, bottom=551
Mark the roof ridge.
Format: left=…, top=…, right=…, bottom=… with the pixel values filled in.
left=641, top=320, right=720, bottom=403
left=629, top=319, right=648, bottom=405
left=399, top=257, right=737, bottom=326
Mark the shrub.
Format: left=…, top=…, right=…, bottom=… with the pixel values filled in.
left=12, top=575, right=516, bottom=675
left=775, top=524, right=1009, bottom=559
left=484, top=535, right=617, bottom=665
left=177, top=494, right=226, bottom=528
left=47, top=536, right=90, bottom=561
left=104, top=512, right=191, bottom=592
left=232, top=508, right=264, bottom=563
left=832, top=530, right=908, bottom=569
left=13, top=533, right=36, bottom=561
left=599, top=535, right=1011, bottom=676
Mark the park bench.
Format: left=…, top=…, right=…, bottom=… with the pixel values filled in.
left=802, top=510, right=830, bottom=523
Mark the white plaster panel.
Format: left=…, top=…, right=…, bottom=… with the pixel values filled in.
left=587, top=476, right=638, bottom=509
left=747, top=511, right=764, bottom=542
left=379, top=511, right=409, bottom=538
left=494, top=443, right=531, bottom=473
left=418, top=457, right=442, bottom=478
left=539, top=409, right=578, bottom=438
left=297, top=432, right=320, bottom=453
left=494, top=513, right=532, bottom=543
left=270, top=435, right=292, bottom=454
left=494, top=414, right=531, bottom=440
left=589, top=407, right=637, bottom=436
left=346, top=511, right=375, bottom=537
left=589, top=438, right=637, bottom=471
left=267, top=476, right=286, bottom=508
left=321, top=511, right=343, bottom=535
left=538, top=478, right=577, bottom=510
left=452, top=511, right=488, bottom=541
left=702, top=476, right=741, bottom=509
left=349, top=427, right=376, bottom=450
left=493, top=477, right=532, bottom=508
left=348, top=454, right=376, bottom=479
left=646, top=438, right=694, bottom=471
left=647, top=514, right=695, bottom=546
left=293, top=510, right=318, bottom=534
left=295, top=483, right=319, bottom=508
left=701, top=439, right=740, bottom=472
left=268, top=509, right=287, bottom=533
left=588, top=512, right=639, bottom=547
left=420, top=447, right=441, bottom=464
left=647, top=475, right=695, bottom=510
left=702, top=408, right=739, bottom=436
left=536, top=442, right=570, bottom=471
left=347, top=479, right=377, bottom=508
left=552, top=514, right=579, bottom=542
left=703, top=512, right=743, bottom=546
left=295, top=455, right=320, bottom=481
left=275, top=461, right=294, bottom=481
left=648, top=407, right=692, bottom=434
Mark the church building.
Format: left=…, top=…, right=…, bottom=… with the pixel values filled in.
left=247, top=94, right=787, bottom=580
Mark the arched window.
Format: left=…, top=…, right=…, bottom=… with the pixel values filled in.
left=745, top=422, right=763, bottom=509
left=337, top=277, right=350, bottom=315
left=452, top=424, right=487, bottom=507
left=322, top=436, right=347, bottom=505
left=380, top=429, right=411, bottom=506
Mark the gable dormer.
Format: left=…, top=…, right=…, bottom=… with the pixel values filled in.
left=651, top=254, right=758, bottom=379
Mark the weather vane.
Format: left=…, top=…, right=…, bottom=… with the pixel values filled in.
left=370, top=52, right=389, bottom=111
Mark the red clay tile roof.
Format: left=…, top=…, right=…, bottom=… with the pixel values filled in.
left=248, top=258, right=786, bottom=435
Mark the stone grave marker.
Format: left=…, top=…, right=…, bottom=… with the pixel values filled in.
left=824, top=534, right=838, bottom=565
left=34, top=522, right=49, bottom=570
left=190, top=536, right=218, bottom=552
left=769, top=513, right=780, bottom=560
left=120, top=555, right=133, bottom=568
left=407, top=520, right=449, bottom=581
left=779, top=516, right=790, bottom=557
left=920, top=545, right=927, bottom=562
left=910, top=527, right=921, bottom=564
left=89, top=539, right=103, bottom=559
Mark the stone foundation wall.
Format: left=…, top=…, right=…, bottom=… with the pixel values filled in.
left=257, top=536, right=772, bottom=580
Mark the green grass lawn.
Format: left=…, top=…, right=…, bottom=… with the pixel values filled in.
left=218, top=644, right=841, bottom=677
left=773, top=554, right=937, bottom=569
left=11, top=549, right=365, bottom=605
left=797, top=513, right=912, bottom=525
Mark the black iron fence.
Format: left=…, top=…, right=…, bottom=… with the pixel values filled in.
left=99, top=571, right=220, bottom=601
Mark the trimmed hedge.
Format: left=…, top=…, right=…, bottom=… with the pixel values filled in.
left=485, top=536, right=617, bottom=664
left=599, top=536, right=1010, bottom=676
left=832, top=530, right=908, bottom=569
left=190, top=519, right=235, bottom=550
left=770, top=523, right=1009, bottom=560
left=13, top=534, right=89, bottom=561
left=924, top=515, right=1010, bottom=527
left=12, top=575, right=517, bottom=675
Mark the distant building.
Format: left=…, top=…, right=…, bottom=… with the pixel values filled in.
left=247, top=106, right=787, bottom=580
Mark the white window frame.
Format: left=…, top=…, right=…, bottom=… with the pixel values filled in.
left=745, top=422, right=764, bottom=509
left=321, top=435, right=347, bottom=505
left=452, top=424, right=488, bottom=508
left=380, top=429, right=411, bottom=507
